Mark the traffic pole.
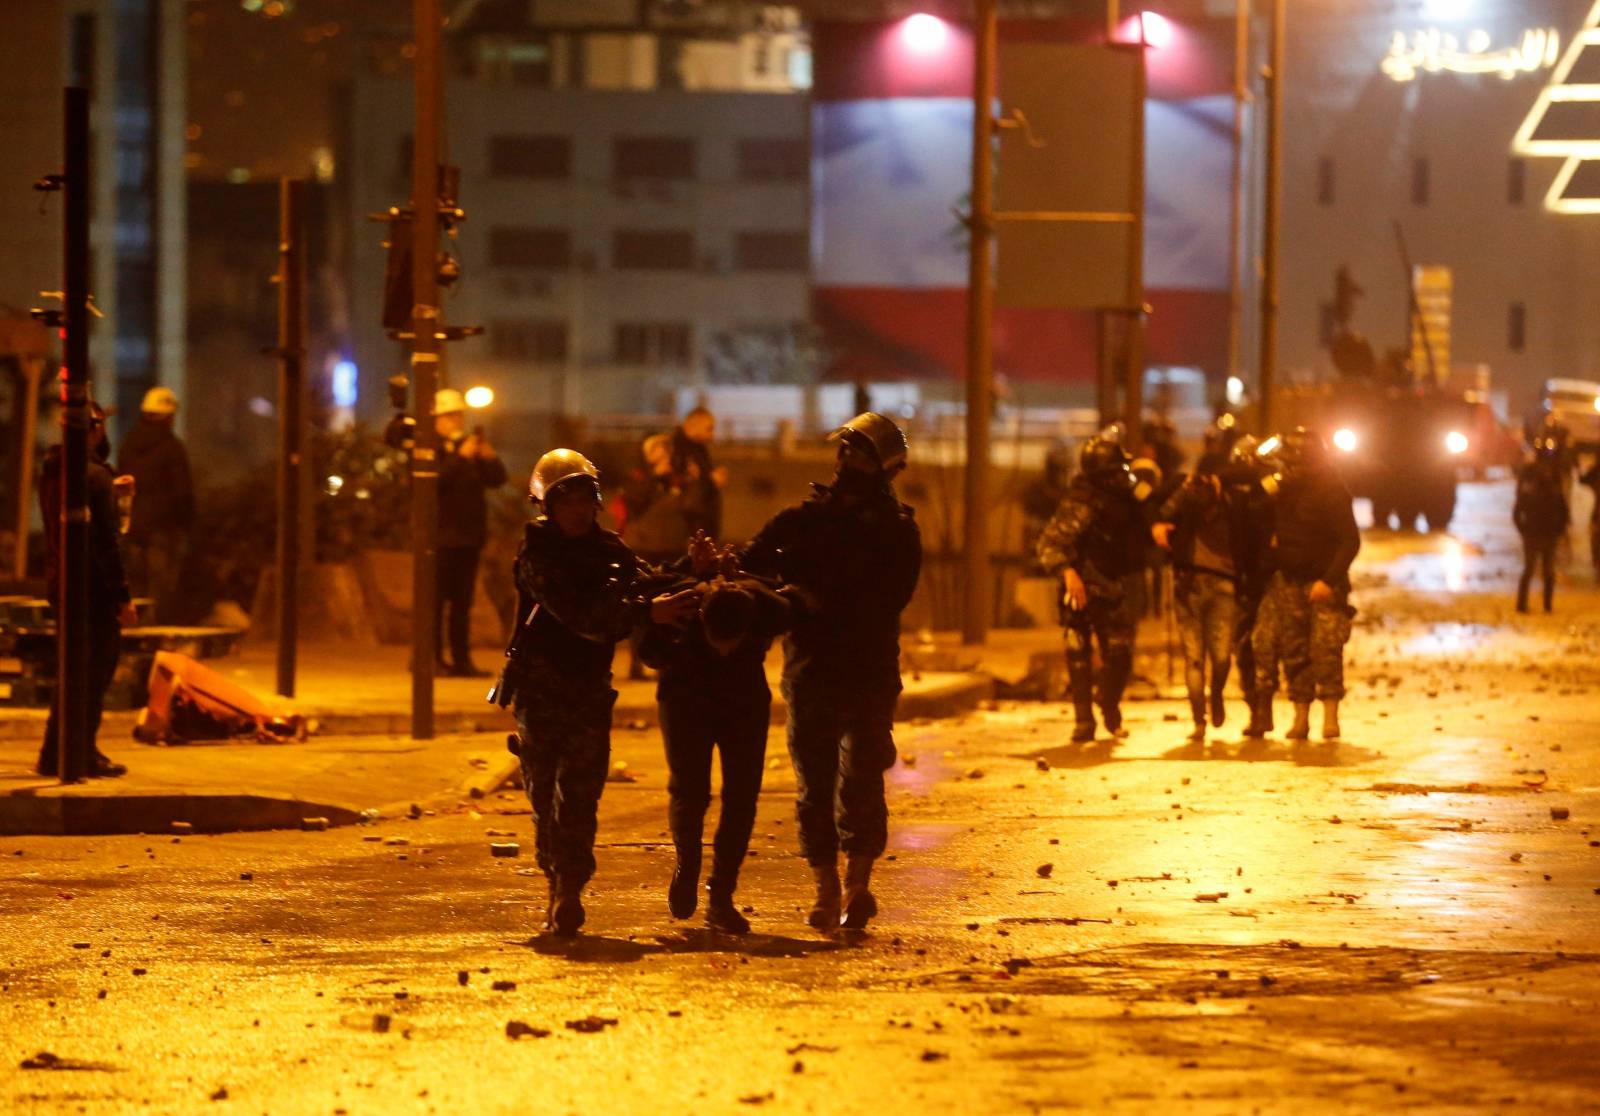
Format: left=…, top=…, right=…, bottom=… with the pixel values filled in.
left=1258, top=0, right=1285, bottom=433
left=961, top=0, right=997, bottom=646
left=57, top=87, right=92, bottom=783
left=1121, top=28, right=1148, bottom=440
left=274, top=178, right=307, bottom=698
left=410, top=0, right=443, bottom=739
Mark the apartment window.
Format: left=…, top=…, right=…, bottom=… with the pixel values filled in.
left=489, top=318, right=568, bottom=363
left=613, top=229, right=694, bottom=269
left=488, top=134, right=571, bottom=179
left=1412, top=156, right=1430, bottom=206
left=614, top=321, right=692, bottom=365
left=488, top=226, right=571, bottom=269
left=1508, top=157, right=1526, bottom=206
left=1317, top=157, right=1335, bottom=206
left=1509, top=302, right=1527, bottom=353
left=737, top=137, right=807, bottom=181
left=735, top=231, right=808, bottom=271
left=613, top=136, right=695, bottom=179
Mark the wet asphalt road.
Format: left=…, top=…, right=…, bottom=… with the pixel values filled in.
left=5, top=480, right=1600, bottom=1114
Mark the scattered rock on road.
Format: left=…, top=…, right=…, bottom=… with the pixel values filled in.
left=506, top=1020, right=550, bottom=1040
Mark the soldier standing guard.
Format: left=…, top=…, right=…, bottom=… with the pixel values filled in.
left=1250, top=428, right=1361, bottom=742
left=491, top=449, right=695, bottom=936
left=742, top=413, right=921, bottom=933
left=1035, top=435, right=1154, bottom=744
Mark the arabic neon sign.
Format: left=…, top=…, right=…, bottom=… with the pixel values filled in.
left=1382, top=26, right=1560, bottom=82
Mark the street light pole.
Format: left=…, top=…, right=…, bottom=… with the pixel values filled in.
left=1227, top=0, right=1251, bottom=393
left=1258, top=0, right=1285, bottom=432
left=962, top=0, right=997, bottom=646
left=274, top=177, right=307, bottom=699
left=410, top=0, right=443, bottom=739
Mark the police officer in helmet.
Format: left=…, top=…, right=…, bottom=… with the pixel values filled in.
left=1035, top=433, right=1155, bottom=744
left=494, top=449, right=695, bottom=936
left=742, top=412, right=922, bottom=933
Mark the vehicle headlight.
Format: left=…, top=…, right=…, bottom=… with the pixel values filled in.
left=1444, top=430, right=1468, bottom=455
left=1332, top=427, right=1359, bottom=453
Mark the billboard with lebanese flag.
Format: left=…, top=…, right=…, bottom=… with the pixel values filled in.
left=811, top=16, right=1235, bottom=384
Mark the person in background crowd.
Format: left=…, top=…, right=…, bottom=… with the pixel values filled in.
left=37, top=400, right=134, bottom=779
left=1514, top=437, right=1570, bottom=614
left=434, top=388, right=508, bottom=677
left=617, top=432, right=692, bottom=680
left=117, top=386, right=193, bottom=622
left=672, top=406, right=727, bottom=539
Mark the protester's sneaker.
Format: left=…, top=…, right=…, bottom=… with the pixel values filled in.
left=704, top=891, right=750, bottom=935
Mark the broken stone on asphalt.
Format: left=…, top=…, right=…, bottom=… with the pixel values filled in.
left=300, top=817, right=329, bottom=832
left=210, top=1086, right=228, bottom=1101
left=505, top=1020, right=550, bottom=1040
left=490, top=842, right=520, bottom=858
left=1551, top=807, right=1571, bottom=820
left=1194, top=892, right=1228, bottom=903
left=491, top=980, right=517, bottom=991
left=371, top=1014, right=392, bottom=1033
left=170, top=822, right=193, bottom=835
left=1035, top=863, right=1054, bottom=879
left=408, top=803, right=423, bottom=819
left=565, top=1015, right=619, bottom=1033
left=384, top=837, right=410, bottom=847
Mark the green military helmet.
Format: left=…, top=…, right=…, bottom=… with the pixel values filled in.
left=528, top=448, right=601, bottom=505
left=827, top=411, right=908, bottom=472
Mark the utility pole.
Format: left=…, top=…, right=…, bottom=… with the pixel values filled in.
left=1227, top=0, right=1251, bottom=394
left=409, top=0, right=443, bottom=740
left=1258, top=0, right=1285, bottom=432
left=273, top=178, right=307, bottom=698
left=961, top=0, right=997, bottom=646
left=56, top=87, right=92, bottom=783
left=1121, top=24, right=1148, bottom=440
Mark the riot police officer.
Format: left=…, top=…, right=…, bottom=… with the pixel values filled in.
left=493, top=449, right=695, bottom=936
left=1221, top=435, right=1277, bottom=738
left=1035, top=435, right=1154, bottom=744
left=742, top=413, right=921, bottom=933
left=1251, top=428, right=1361, bottom=741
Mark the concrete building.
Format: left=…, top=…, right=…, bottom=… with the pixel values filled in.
left=1278, top=0, right=1600, bottom=418
left=0, top=0, right=186, bottom=439
left=341, top=3, right=812, bottom=448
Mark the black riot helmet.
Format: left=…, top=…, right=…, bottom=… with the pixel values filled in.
left=1534, top=435, right=1562, bottom=461
left=1203, top=414, right=1239, bottom=458
left=1277, top=427, right=1328, bottom=477
left=1079, top=435, right=1133, bottom=492
left=827, top=411, right=908, bottom=474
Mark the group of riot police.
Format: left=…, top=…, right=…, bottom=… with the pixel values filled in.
left=490, top=413, right=919, bottom=939
left=1035, top=420, right=1360, bottom=748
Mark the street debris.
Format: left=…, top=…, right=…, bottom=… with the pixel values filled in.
left=1195, top=892, right=1229, bottom=903
left=491, top=980, right=517, bottom=991
left=170, top=821, right=193, bottom=835
left=490, top=842, right=520, bottom=858
left=21, top=1051, right=117, bottom=1071
left=371, top=1014, right=392, bottom=1033
left=1551, top=807, right=1571, bottom=820
left=505, top=1020, right=550, bottom=1040
left=1035, top=863, right=1054, bottom=878
left=565, top=1015, right=619, bottom=1033
left=301, top=817, right=329, bottom=831
left=608, top=761, right=638, bottom=783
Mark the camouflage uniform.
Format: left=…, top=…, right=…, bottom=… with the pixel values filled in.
left=500, top=518, right=646, bottom=891
left=1252, top=572, right=1354, bottom=702
left=1252, top=468, right=1360, bottom=708
left=1035, top=472, right=1148, bottom=736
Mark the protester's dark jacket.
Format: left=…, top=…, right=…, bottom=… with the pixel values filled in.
left=671, top=428, right=721, bottom=537
left=636, top=572, right=801, bottom=706
left=39, top=445, right=130, bottom=614
left=1158, top=471, right=1272, bottom=592
left=741, top=480, right=920, bottom=689
left=437, top=437, right=508, bottom=549
left=506, top=519, right=646, bottom=684
left=1034, top=475, right=1150, bottom=600
left=1267, top=469, right=1361, bottom=589
left=1513, top=461, right=1570, bottom=538
left=117, top=418, right=193, bottom=539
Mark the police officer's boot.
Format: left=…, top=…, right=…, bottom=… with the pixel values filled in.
left=841, top=854, right=878, bottom=930
left=1071, top=710, right=1096, bottom=743
left=1243, top=695, right=1272, bottom=739
left=1321, top=699, right=1342, bottom=740
left=807, top=860, right=842, bottom=932
left=1101, top=705, right=1127, bottom=739
left=1210, top=684, right=1228, bottom=728
left=704, top=888, right=750, bottom=934
left=550, top=877, right=586, bottom=938
left=1516, top=580, right=1530, bottom=614
left=1186, top=697, right=1207, bottom=744
left=1287, top=702, right=1312, bottom=741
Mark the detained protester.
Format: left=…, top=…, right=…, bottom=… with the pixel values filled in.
left=490, top=450, right=695, bottom=936
left=742, top=413, right=921, bottom=932
left=1035, top=435, right=1156, bottom=744
left=636, top=535, right=804, bottom=934
left=1250, top=428, right=1361, bottom=742
left=37, top=401, right=135, bottom=779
